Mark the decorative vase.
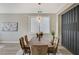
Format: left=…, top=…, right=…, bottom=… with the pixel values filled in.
left=51, top=31, right=55, bottom=45
left=38, top=36, right=40, bottom=41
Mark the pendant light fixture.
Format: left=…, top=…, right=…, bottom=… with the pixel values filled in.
left=37, top=3, right=42, bottom=32
left=37, top=3, right=42, bottom=23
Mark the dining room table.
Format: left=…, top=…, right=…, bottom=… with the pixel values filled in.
left=29, top=35, right=55, bottom=48
left=28, top=35, right=57, bottom=55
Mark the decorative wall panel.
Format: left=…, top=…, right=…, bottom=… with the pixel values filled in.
left=0, top=22, right=18, bottom=31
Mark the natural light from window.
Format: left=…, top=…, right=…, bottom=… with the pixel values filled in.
left=31, top=16, right=50, bottom=33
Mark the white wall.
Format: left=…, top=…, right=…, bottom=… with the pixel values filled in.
left=0, top=14, right=29, bottom=43
left=0, top=14, right=57, bottom=43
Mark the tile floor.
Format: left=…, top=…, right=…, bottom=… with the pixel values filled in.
left=0, top=43, right=20, bottom=55
left=0, top=43, right=73, bottom=55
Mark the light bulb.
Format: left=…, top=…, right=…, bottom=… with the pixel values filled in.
left=37, top=15, right=41, bottom=23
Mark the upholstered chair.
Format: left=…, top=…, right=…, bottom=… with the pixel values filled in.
left=48, top=38, right=59, bottom=55
left=24, top=35, right=29, bottom=45
left=36, top=33, right=39, bottom=38
left=39, top=32, right=43, bottom=38
left=19, top=37, right=31, bottom=55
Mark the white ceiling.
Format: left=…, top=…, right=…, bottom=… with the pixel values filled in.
left=0, top=3, right=73, bottom=13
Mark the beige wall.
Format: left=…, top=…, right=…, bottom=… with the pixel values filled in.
left=58, top=14, right=62, bottom=37
left=0, top=14, right=57, bottom=43
left=50, top=14, right=56, bottom=33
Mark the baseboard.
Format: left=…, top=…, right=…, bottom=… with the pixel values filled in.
left=0, top=40, right=19, bottom=43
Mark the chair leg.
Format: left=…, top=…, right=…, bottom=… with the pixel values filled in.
left=48, top=53, right=49, bottom=55
left=23, top=52, right=31, bottom=55
left=23, top=52, right=25, bottom=55
left=29, top=52, right=30, bottom=55
left=23, top=50, right=26, bottom=55
left=29, top=51, right=31, bottom=55
left=53, top=52, right=56, bottom=55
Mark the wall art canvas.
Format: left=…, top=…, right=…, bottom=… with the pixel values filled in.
left=0, top=22, right=18, bottom=31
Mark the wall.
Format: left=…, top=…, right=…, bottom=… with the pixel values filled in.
left=0, top=14, right=29, bottom=43
left=50, top=14, right=57, bottom=33
left=0, top=14, right=57, bottom=43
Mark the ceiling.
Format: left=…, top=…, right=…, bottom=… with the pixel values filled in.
left=0, top=3, right=73, bottom=14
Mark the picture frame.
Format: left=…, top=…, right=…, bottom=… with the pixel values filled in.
left=0, top=22, right=18, bottom=31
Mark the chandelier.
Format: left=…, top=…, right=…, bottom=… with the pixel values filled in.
left=37, top=3, right=42, bottom=23
left=37, top=3, right=42, bottom=32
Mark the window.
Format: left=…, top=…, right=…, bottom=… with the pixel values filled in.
left=31, top=16, right=50, bottom=33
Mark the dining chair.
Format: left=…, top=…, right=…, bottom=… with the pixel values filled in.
left=31, top=45, right=48, bottom=55
left=39, top=32, right=43, bottom=37
left=50, top=37, right=55, bottom=45
left=24, top=35, right=29, bottom=44
left=48, top=38, right=59, bottom=55
left=19, top=37, right=31, bottom=55
left=36, top=33, right=39, bottom=38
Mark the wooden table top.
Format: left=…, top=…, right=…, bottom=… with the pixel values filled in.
left=29, top=37, right=54, bottom=47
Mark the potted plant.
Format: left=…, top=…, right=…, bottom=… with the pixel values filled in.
left=51, top=31, right=55, bottom=45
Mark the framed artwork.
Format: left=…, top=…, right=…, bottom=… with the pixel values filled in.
left=0, top=22, right=18, bottom=31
